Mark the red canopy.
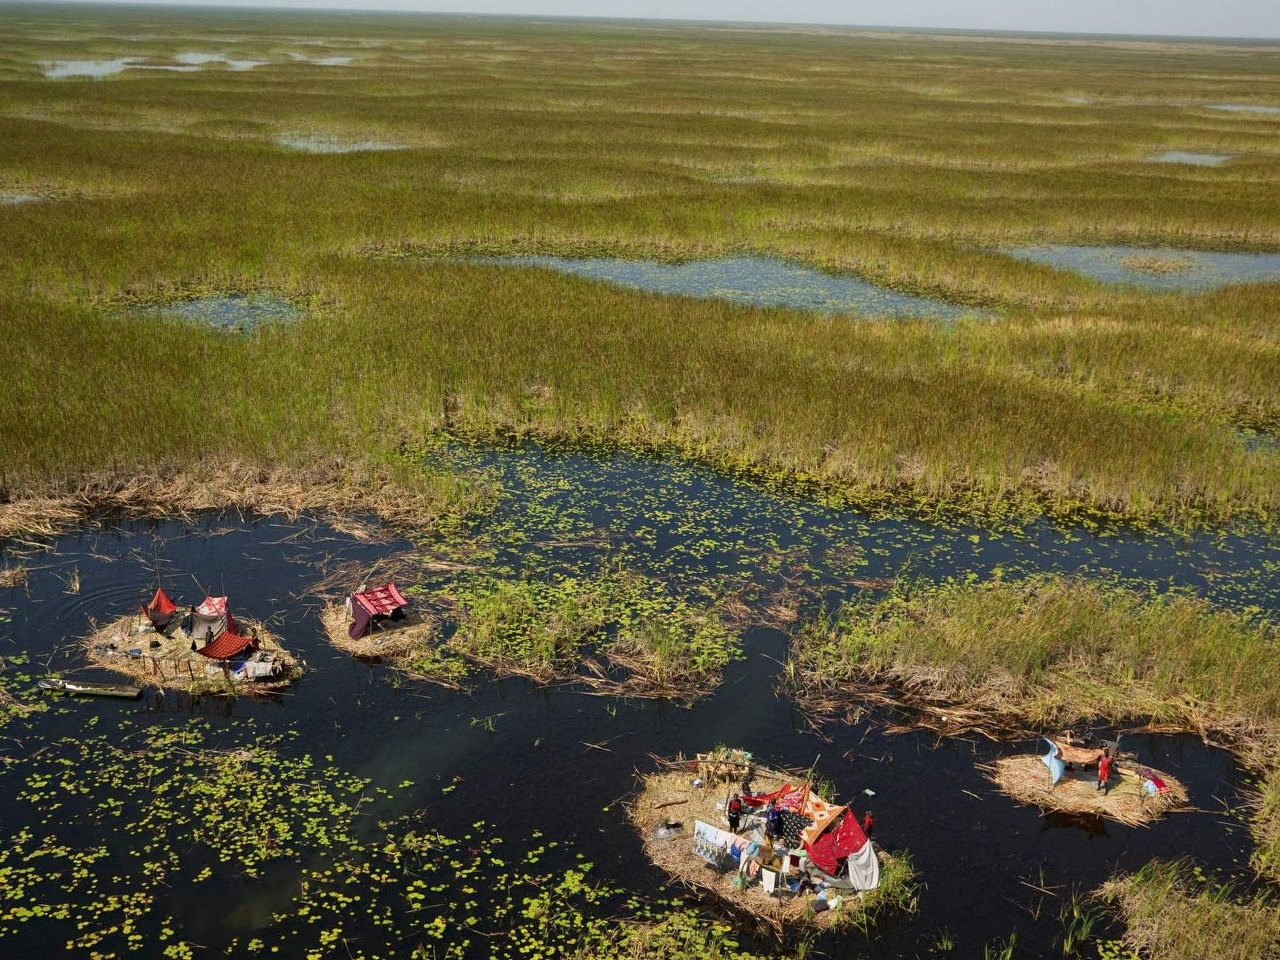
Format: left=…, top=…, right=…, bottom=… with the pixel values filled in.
left=352, top=583, right=408, bottom=617
left=148, top=588, right=177, bottom=616
left=197, top=628, right=256, bottom=661
left=804, top=809, right=869, bottom=876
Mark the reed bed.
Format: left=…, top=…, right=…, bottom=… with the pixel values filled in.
left=629, top=761, right=913, bottom=932
left=2, top=10, right=1280, bottom=527
left=81, top=613, right=303, bottom=696
left=985, top=755, right=1187, bottom=826
left=0, top=459, right=490, bottom=541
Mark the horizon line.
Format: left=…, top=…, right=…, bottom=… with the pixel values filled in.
left=10, top=0, right=1280, bottom=44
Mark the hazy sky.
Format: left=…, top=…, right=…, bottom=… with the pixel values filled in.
left=76, top=0, right=1280, bottom=39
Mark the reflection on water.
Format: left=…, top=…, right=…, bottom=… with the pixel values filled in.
left=472, top=254, right=981, bottom=319
left=1005, top=244, right=1280, bottom=291
left=277, top=134, right=404, bottom=153
left=144, top=294, right=302, bottom=331
left=1149, top=151, right=1232, bottom=166
left=1, top=192, right=41, bottom=205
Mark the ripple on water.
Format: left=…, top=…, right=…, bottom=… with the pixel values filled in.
left=471, top=254, right=983, bottom=319
left=1004, top=245, right=1280, bottom=291
left=144, top=294, right=302, bottom=331
left=1148, top=151, right=1233, bottom=166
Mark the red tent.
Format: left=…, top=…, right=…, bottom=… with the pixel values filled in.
left=348, top=582, right=409, bottom=639
left=144, top=588, right=178, bottom=629
left=803, top=809, right=870, bottom=877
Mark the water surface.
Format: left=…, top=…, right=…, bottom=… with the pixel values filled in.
left=277, top=134, right=404, bottom=154
left=1005, top=244, right=1280, bottom=291
left=41, top=58, right=138, bottom=78
left=472, top=254, right=980, bottom=319
left=3, top=442, right=1277, bottom=959
left=144, top=294, right=302, bottom=331
left=1, top=192, right=40, bottom=205
left=1207, top=103, right=1280, bottom=115
left=174, top=52, right=267, bottom=71
left=1149, top=151, right=1232, bottom=166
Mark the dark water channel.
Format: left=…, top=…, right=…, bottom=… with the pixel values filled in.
left=3, top=443, right=1278, bottom=959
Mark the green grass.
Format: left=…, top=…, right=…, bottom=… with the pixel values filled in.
left=1099, top=861, right=1280, bottom=960
left=1, top=8, right=1280, bottom=524
left=434, top=567, right=740, bottom=696
left=789, top=575, right=1280, bottom=730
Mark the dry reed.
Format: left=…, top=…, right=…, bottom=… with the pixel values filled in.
left=985, top=755, right=1187, bottom=826
left=318, top=602, right=440, bottom=660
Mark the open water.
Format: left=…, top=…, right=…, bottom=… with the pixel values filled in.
left=1004, top=244, right=1280, bottom=291
left=2, top=442, right=1276, bottom=959
left=471, top=255, right=982, bottom=319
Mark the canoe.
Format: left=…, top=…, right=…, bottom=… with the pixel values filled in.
left=38, top=676, right=143, bottom=699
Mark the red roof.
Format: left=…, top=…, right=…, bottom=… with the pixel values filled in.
left=353, top=583, right=408, bottom=617
left=197, top=629, right=255, bottom=661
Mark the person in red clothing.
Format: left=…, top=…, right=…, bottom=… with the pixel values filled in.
left=1096, top=748, right=1113, bottom=796
left=862, top=810, right=875, bottom=839
left=727, top=793, right=743, bottom=833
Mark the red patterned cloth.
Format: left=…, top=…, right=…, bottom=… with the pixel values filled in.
left=352, top=583, right=408, bottom=617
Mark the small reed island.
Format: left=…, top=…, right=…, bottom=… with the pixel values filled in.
left=320, top=580, right=438, bottom=659
left=630, top=747, right=913, bottom=931
left=81, top=588, right=303, bottom=695
left=988, top=733, right=1187, bottom=826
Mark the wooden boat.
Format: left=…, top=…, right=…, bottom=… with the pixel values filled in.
left=38, top=676, right=143, bottom=699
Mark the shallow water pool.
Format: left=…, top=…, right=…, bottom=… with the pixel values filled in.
left=471, top=254, right=982, bottom=319
left=1148, top=151, right=1233, bottom=166
left=1004, top=244, right=1280, bottom=291
left=277, top=134, right=403, bottom=153
left=144, top=293, right=301, bottom=331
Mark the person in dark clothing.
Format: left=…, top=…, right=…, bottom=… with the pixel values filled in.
left=727, top=793, right=743, bottom=833
left=765, top=799, right=783, bottom=841
left=740, top=765, right=755, bottom=796
left=862, top=810, right=875, bottom=839
left=1097, top=748, right=1113, bottom=795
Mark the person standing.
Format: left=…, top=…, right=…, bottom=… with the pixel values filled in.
left=1097, top=748, right=1113, bottom=796
left=765, top=799, right=783, bottom=840
left=862, top=810, right=875, bottom=839
left=727, top=793, right=743, bottom=833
